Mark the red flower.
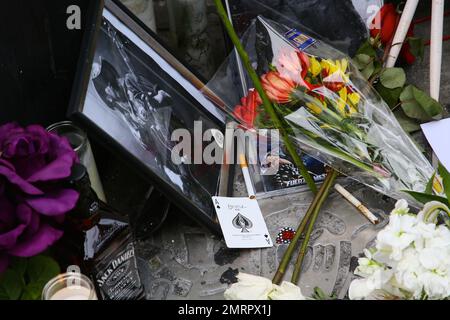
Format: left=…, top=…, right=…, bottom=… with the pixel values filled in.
left=400, top=28, right=416, bottom=65
left=370, top=4, right=398, bottom=45
left=261, top=71, right=296, bottom=104
left=233, top=89, right=262, bottom=128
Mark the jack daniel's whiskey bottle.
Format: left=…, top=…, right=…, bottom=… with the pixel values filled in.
left=62, top=163, right=145, bottom=300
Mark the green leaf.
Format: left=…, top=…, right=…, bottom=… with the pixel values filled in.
left=356, top=40, right=378, bottom=58
left=376, top=83, right=402, bottom=108
left=438, top=163, right=450, bottom=200
left=353, top=54, right=372, bottom=70
left=425, top=173, right=436, bottom=194
left=412, top=86, right=443, bottom=119
left=403, top=190, right=450, bottom=206
left=361, top=61, right=375, bottom=80
left=312, top=287, right=337, bottom=300
left=25, top=255, right=60, bottom=300
left=400, top=85, right=431, bottom=121
left=408, top=37, right=425, bottom=60
left=27, top=255, right=60, bottom=283
left=380, top=68, right=406, bottom=89
left=9, top=257, right=28, bottom=279
left=373, top=60, right=383, bottom=76
left=394, top=109, right=421, bottom=133
left=0, top=269, right=23, bottom=300
left=21, top=283, right=44, bottom=300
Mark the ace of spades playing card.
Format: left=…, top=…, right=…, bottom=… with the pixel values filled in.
left=212, top=197, right=273, bottom=248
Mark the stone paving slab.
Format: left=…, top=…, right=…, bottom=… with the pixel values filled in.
left=135, top=178, right=395, bottom=300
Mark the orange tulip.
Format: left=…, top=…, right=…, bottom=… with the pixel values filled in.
left=261, top=71, right=296, bottom=104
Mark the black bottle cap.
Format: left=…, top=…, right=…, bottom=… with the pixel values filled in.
left=69, top=163, right=88, bottom=183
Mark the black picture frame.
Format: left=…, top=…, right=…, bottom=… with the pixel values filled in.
left=68, top=0, right=226, bottom=234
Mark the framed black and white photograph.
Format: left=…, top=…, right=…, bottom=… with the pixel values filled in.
left=69, top=0, right=226, bottom=232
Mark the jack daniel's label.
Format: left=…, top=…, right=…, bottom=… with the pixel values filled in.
left=93, top=242, right=144, bottom=300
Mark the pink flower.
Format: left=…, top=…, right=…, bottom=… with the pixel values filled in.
left=275, top=50, right=311, bottom=89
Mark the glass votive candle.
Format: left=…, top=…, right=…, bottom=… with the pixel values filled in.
left=42, top=272, right=97, bottom=300
left=47, top=121, right=107, bottom=202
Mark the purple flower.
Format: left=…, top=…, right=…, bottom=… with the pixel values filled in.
left=0, top=123, right=80, bottom=273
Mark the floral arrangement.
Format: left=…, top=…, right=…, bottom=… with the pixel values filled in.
left=349, top=199, right=450, bottom=300
left=0, top=123, right=79, bottom=299
left=230, top=17, right=437, bottom=201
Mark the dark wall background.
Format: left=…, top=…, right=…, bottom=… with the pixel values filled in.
left=0, top=0, right=89, bottom=126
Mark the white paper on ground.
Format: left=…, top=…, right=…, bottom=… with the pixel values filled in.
left=212, top=196, right=273, bottom=248
left=421, top=118, right=450, bottom=171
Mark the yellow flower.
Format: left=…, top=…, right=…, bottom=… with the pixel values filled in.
left=321, top=58, right=349, bottom=83
left=335, top=59, right=348, bottom=74
left=336, top=87, right=348, bottom=115
left=433, top=175, right=444, bottom=194
left=348, top=92, right=360, bottom=106
left=320, top=59, right=334, bottom=74
left=305, top=97, right=326, bottom=115
left=309, top=56, right=322, bottom=77
left=336, top=87, right=358, bottom=116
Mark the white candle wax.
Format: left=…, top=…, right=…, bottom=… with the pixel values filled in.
left=50, top=286, right=94, bottom=300
left=430, top=0, right=445, bottom=168
left=80, top=140, right=107, bottom=203
left=385, top=0, right=420, bottom=67
left=430, top=0, right=445, bottom=101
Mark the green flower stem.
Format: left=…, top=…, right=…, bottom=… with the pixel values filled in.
left=272, top=169, right=338, bottom=285
left=422, top=203, right=450, bottom=223
left=213, top=0, right=317, bottom=194
left=291, top=169, right=339, bottom=284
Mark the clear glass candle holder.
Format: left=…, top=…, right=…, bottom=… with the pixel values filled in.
left=42, top=272, right=98, bottom=300
left=47, top=121, right=107, bottom=202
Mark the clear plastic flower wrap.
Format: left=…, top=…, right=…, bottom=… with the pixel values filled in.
left=206, top=16, right=435, bottom=202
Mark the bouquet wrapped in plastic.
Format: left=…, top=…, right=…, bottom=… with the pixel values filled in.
left=208, top=16, right=435, bottom=201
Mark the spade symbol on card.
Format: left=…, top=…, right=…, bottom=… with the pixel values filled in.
left=214, top=199, right=220, bottom=209
left=264, top=234, right=271, bottom=244
left=232, top=213, right=253, bottom=233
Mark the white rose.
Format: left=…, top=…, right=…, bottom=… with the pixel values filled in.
left=269, top=281, right=305, bottom=300
left=224, top=273, right=274, bottom=300
left=348, top=279, right=373, bottom=300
